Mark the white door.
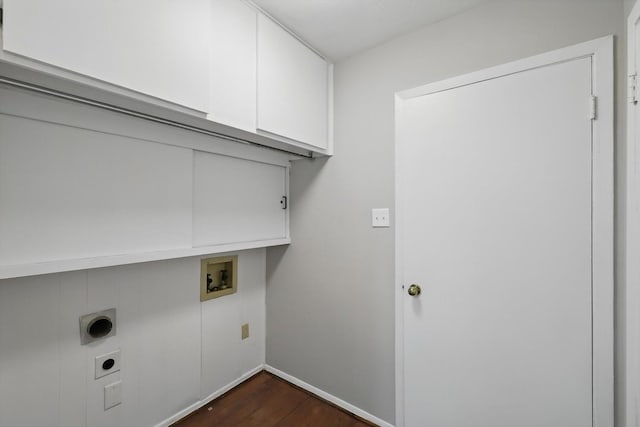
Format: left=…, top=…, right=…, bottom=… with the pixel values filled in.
left=397, top=42, right=613, bottom=427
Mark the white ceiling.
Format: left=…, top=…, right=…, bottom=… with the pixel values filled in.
left=249, top=0, right=621, bottom=61
left=249, top=0, right=491, bottom=61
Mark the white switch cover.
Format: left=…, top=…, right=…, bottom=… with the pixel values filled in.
left=372, top=208, right=390, bottom=227
left=95, top=349, right=121, bottom=379
left=104, top=380, right=122, bottom=410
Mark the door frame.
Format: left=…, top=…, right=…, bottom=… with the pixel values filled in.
left=394, top=36, right=614, bottom=427
left=628, top=4, right=640, bottom=426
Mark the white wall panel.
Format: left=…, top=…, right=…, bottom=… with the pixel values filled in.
left=193, top=152, right=287, bottom=247
left=237, top=250, right=267, bottom=374
left=3, top=0, right=211, bottom=111
left=161, top=260, right=203, bottom=416
left=201, top=249, right=266, bottom=398
left=0, top=250, right=266, bottom=427
left=58, top=272, right=90, bottom=427
left=0, top=274, right=60, bottom=427
left=0, top=272, right=87, bottom=427
left=0, top=115, right=193, bottom=267
left=86, top=268, right=123, bottom=427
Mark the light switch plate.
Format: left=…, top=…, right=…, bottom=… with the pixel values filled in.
left=104, top=380, right=122, bottom=410
left=95, top=349, right=121, bottom=379
left=372, top=208, right=390, bottom=227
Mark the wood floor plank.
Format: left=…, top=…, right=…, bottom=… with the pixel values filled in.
left=170, top=371, right=377, bottom=427
left=275, top=397, right=372, bottom=427
left=171, top=373, right=272, bottom=427
left=239, top=378, right=310, bottom=426
left=202, top=375, right=276, bottom=427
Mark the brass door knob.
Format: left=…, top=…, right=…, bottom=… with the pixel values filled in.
left=407, top=284, right=421, bottom=297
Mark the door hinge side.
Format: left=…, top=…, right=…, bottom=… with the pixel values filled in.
left=630, top=73, right=638, bottom=105
left=590, top=95, right=597, bottom=121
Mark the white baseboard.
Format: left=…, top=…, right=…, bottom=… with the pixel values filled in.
left=264, top=365, right=394, bottom=427
left=154, top=365, right=265, bottom=427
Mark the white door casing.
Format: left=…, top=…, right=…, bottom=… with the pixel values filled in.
left=395, top=37, right=613, bottom=427
left=628, top=5, right=640, bottom=427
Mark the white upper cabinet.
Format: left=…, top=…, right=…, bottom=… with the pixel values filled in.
left=209, top=0, right=257, bottom=132
left=2, top=0, right=211, bottom=112
left=257, top=14, right=330, bottom=150
left=1, top=0, right=332, bottom=155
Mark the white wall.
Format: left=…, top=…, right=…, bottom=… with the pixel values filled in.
left=0, top=249, right=266, bottom=427
left=265, top=1, right=627, bottom=425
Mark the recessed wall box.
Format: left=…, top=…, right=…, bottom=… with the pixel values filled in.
left=79, top=308, right=116, bottom=345
left=95, top=349, right=121, bottom=379
left=200, top=255, right=237, bottom=301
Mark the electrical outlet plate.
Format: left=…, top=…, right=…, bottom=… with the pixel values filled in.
left=104, top=380, right=122, bottom=410
left=95, top=349, right=121, bottom=379
left=372, top=208, right=390, bottom=227
left=241, top=323, right=249, bottom=340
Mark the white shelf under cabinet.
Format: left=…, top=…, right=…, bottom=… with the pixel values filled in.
left=0, top=239, right=290, bottom=280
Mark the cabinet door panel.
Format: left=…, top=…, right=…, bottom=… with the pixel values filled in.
left=0, top=115, right=193, bottom=267
left=209, top=0, right=257, bottom=132
left=3, top=0, right=210, bottom=112
left=193, top=152, right=287, bottom=246
left=257, top=15, right=328, bottom=149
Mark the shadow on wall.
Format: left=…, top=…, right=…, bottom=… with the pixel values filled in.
left=266, top=155, right=330, bottom=281
left=288, top=156, right=330, bottom=209
left=266, top=244, right=288, bottom=285
left=266, top=154, right=332, bottom=281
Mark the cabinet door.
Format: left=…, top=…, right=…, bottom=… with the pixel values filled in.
left=0, top=107, right=193, bottom=267
left=257, top=15, right=329, bottom=149
left=209, top=0, right=257, bottom=132
left=2, top=0, right=210, bottom=112
left=193, top=151, right=288, bottom=247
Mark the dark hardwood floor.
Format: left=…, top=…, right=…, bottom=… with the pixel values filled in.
left=170, top=371, right=377, bottom=427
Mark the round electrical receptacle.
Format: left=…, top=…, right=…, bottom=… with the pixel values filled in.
left=102, top=358, right=116, bottom=370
